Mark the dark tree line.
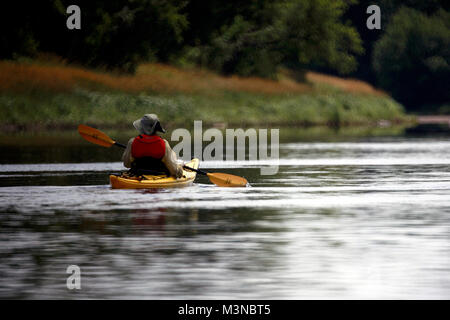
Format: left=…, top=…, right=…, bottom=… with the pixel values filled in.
left=344, top=0, right=449, bottom=111
left=1, top=0, right=448, bottom=111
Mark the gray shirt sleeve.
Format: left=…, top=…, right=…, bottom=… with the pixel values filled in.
left=161, top=139, right=183, bottom=178
left=121, top=138, right=135, bottom=168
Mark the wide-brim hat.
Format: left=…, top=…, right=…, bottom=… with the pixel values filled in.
left=133, top=114, right=166, bottom=135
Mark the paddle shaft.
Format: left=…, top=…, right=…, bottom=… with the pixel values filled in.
left=115, top=142, right=127, bottom=148
left=182, top=166, right=208, bottom=176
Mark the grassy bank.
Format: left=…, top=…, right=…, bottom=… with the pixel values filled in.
left=0, top=60, right=411, bottom=131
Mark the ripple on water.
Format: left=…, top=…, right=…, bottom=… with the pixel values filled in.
left=0, top=138, right=449, bottom=299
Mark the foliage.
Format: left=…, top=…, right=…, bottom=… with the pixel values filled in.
left=343, top=0, right=449, bottom=84
left=186, top=0, right=363, bottom=78
left=0, top=61, right=408, bottom=130
left=1, top=0, right=362, bottom=77
left=372, top=7, right=449, bottom=110
left=1, top=0, right=448, bottom=113
left=1, top=0, right=188, bottom=72
left=0, top=89, right=407, bottom=130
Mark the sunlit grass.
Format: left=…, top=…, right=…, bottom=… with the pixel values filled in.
left=0, top=60, right=312, bottom=95
left=0, top=59, right=410, bottom=131
left=0, top=60, right=389, bottom=96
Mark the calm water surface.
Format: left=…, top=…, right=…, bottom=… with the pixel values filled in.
left=0, top=130, right=449, bottom=299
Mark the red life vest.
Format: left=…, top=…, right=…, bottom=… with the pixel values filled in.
left=131, top=135, right=166, bottom=159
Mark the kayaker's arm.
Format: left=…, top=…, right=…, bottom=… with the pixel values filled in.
left=161, top=139, right=183, bottom=179
left=121, top=138, right=135, bottom=168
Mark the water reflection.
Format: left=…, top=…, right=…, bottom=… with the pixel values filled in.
left=0, top=128, right=449, bottom=299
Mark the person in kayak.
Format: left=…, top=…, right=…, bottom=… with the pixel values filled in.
left=122, top=114, right=183, bottom=178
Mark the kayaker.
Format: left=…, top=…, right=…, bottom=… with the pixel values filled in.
left=122, top=114, right=183, bottom=178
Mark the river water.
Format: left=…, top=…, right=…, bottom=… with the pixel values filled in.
left=0, top=127, right=449, bottom=299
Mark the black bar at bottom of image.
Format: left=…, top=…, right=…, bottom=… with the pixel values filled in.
left=1, top=300, right=448, bottom=319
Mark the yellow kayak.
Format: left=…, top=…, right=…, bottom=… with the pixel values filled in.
left=110, top=158, right=199, bottom=189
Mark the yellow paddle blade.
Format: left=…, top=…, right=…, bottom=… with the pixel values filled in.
left=78, top=124, right=115, bottom=148
left=207, top=172, right=249, bottom=187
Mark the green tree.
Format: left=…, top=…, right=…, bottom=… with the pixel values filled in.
left=189, top=14, right=282, bottom=77
left=372, top=7, right=450, bottom=111
left=59, top=0, right=189, bottom=72
left=278, top=0, right=363, bottom=74
left=185, top=0, right=362, bottom=78
left=2, top=0, right=363, bottom=77
left=343, top=0, right=449, bottom=83
left=1, top=0, right=189, bottom=72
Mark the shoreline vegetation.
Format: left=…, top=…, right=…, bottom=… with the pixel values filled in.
left=0, top=59, right=413, bottom=132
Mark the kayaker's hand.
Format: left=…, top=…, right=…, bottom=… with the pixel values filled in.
left=175, top=165, right=183, bottom=179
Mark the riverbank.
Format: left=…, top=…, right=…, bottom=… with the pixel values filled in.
left=417, top=115, right=450, bottom=125
left=0, top=60, right=412, bottom=132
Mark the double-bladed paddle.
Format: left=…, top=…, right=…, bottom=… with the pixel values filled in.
left=77, top=124, right=248, bottom=187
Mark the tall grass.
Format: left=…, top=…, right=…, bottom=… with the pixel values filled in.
left=0, top=61, right=312, bottom=95
left=0, top=60, right=410, bottom=131
left=0, top=89, right=407, bottom=129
